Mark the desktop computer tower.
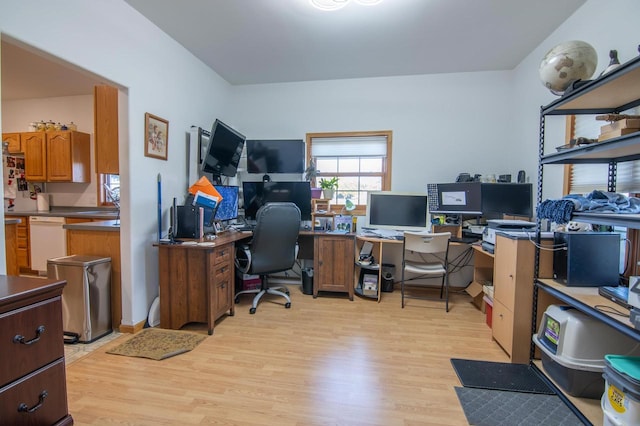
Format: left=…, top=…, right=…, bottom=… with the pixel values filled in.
left=553, top=231, right=620, bottom=286
left=176, top=204, right=201, bottom=239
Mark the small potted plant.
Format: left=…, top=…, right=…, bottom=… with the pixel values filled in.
left=319, top=177, right=339, bottom=200
left=305, top=160, right=322, bottom=199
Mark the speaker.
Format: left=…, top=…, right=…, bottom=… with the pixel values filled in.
left=176, top=204, right=200, bottom=239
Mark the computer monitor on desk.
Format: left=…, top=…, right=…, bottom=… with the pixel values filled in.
left=365, top=192, right=429, bottom=233
left=242, top=181, right=312, bottom=222
left=212, top=185, right=239, bottom=231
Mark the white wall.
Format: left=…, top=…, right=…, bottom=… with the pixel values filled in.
left=0, top=0, right=233, bottom=326
left=228, top=71, right=523, bottom=192
left=512, top=0, right=640, bottom=201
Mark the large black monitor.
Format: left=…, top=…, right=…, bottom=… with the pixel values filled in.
left=213, top=185, right=239, bottom=222
left=246, top=139, right=305, bottom=174
left=242, top=181, right=311, bottom=221
left=482, top=183, right=532, bottom=218
left=201, top=119, right=245, bottom=179
left=366, top=192, right=429, bottom=231
left=427, top=182, right=532, bottom=218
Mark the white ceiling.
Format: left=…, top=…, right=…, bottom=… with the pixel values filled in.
left=1, top=0, right=586, bottom=100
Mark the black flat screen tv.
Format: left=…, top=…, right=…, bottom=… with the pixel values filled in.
left=201, top=119, right=245, bottom=178
left=242, top=181, right=311, bottom=221
left=246, top=139, right=305, bottom=174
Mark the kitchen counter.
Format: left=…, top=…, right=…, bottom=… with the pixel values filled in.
left=5, top=208, right=118, bottom=220
left=63, top=220, right=120, bottom=231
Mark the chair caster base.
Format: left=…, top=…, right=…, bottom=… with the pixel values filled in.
left=234, top=297, right=240, bottom=304
left=285, top=302, right=291, bottom=309
left=249, top=307, right=256, bottom=314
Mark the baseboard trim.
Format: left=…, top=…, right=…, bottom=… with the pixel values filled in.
left=118, top=319, right=146, bottom=334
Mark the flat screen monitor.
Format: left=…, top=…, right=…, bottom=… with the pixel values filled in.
left=201, top=119, right=245, bottom=178
left=213, top=185, right=239, bottom=222
left=242, top=181, right=311, bottom=221
left=481, top=183, right=532, bottom=218
left=246, top=139, right=305, bottom=174
left=427, top=182, right=483, bottom=214
left=366, top=192, right=429, bottom=231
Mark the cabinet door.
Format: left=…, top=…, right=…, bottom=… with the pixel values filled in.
left=94, top=85, right=120, bottom=174
left=15, top=216, right=30, bottom=270
left=493, top=236, right=519, bottom=307
left=23, top=132, right=47, bottom=181
left=2, top=133, right=22, bottom=153
left=314, top=236, right=354, bottom=295
left=46, top=132, right=73, bottom=181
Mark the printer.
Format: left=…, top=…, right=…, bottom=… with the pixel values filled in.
left=482, top=219, right=536, bottom=253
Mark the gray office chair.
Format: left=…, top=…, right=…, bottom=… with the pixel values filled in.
left=400, top=231, right=451, bottom=312
left=234, top=202, right=301, bottom=314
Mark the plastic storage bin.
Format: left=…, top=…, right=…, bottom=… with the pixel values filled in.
left=602, top=355, right=640, bottom=426
left=47, top=255, right=112, bottom=343
left=533, top=305, right=640, bottom=399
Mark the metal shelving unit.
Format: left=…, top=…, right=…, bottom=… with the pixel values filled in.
left=533, top=53, right=640, bottom=426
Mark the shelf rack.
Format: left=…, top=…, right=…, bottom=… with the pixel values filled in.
left=533, top=53, right=640, bottom=426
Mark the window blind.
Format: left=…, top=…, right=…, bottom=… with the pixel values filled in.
left=570, top=107, right=640, bottom=194
left=310, top=136, right=387, bottom=157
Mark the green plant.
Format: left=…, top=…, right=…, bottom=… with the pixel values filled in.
left=304, top=160, right=318, bottom=181
left=319, top=177, right=338, bottom=189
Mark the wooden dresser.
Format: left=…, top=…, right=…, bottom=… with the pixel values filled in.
left=0, top=276, right=72, bottom=425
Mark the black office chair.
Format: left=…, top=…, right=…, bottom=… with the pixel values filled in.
left=234, top=202, right=301, bottom=314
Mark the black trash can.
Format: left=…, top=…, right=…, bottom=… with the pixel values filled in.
left=381, top=263, right=395, bottom=292
left=302, top=268, right=314, bottom=295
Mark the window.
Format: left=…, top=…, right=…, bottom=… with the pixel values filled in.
left=306, top=131, right=392, bottom=211
left=100, top=174, right=120, bottom=206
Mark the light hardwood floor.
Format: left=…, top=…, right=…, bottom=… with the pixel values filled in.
left=66, top=287, right=510, bottom=425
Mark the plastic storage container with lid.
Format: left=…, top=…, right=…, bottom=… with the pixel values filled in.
left=532, top=305, right=640, bottom=399
left=602, top=355, right=640, bottom=426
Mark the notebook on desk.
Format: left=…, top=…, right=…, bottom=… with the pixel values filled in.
left=598, top=286, right=632, bottom=310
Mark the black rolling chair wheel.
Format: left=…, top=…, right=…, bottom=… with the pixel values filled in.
left=234, top=296, right=240, bottom=304
left=249, top=307, right=256, bottom=314
left=285, top=302, right=291, bottom=309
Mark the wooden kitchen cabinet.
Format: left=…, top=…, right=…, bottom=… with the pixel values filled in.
left=15, top=216, right=31, bottom=273
left=492, top=234, right=552, bottom=363
left=94, top=85, right=120, bottom=174
left=2, top=132, right=22, bottom=154
left=314, top=234, right=354, bottom=300
left=24, top=130, right=90, bottom=182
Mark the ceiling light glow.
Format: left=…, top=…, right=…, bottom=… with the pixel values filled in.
left=310, top=0, right=383, bottom=11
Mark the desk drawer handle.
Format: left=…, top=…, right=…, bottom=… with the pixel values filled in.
left=18, top=390, right=48, bottom=414
left=13, top=325, right=45, bottom=345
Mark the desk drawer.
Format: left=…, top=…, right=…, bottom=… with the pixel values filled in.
left=0, top=358, right=68, bottom=426
left=213, top=245, right=232, bottom=266
left=0, top=297, right=64, bottom=387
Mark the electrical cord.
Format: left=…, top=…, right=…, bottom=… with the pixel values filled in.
left=594, top=304, right=630, bottom=318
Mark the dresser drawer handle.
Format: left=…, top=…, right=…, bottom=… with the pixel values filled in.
left=13, top=325, right=46, bottom=345
left=18, top=390, right=48, bottom=414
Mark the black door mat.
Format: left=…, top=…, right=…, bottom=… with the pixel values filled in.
left=455, top=387, right=584, bottom=426
left=451, top=358, right=555, bottom=394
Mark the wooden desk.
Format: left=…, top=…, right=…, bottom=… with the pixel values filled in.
left=155, top=231, right=250, bottom=335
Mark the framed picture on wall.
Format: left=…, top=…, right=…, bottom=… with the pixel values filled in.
left=145, top=113, right=169, bottom=160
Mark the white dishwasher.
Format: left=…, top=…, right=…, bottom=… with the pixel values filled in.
left=30, top=216, right=67, bottom=273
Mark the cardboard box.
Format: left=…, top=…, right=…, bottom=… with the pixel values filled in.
left=465, top=281, right=485, bottom=312
left=599, top=127, right=639, bottom=141
left=600, top=118, right=640, bottom=133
